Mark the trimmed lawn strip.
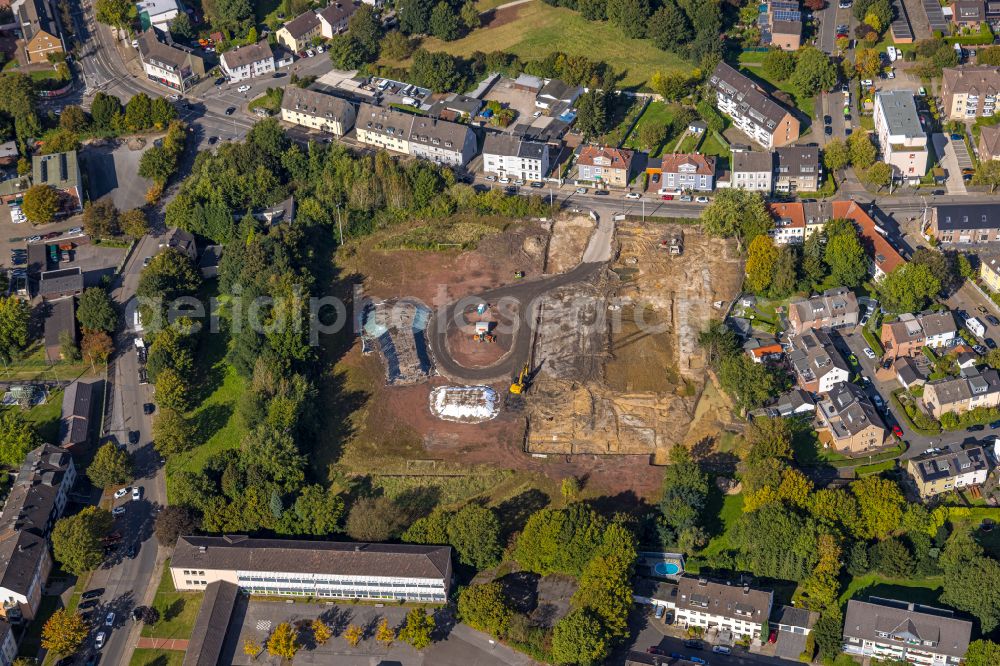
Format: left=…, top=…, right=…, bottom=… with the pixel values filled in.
left=25, top=389, right=65, bottom=444
left=737, top=55, right=815, bottom=119
left=695, top=493, right=745, bottom=566
left=130, top=649, right=186, bottom=666
left=140, top=559, right=203, bottom=640
left=840, top=573, right=943, bottom=607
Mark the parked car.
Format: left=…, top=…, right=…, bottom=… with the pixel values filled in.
left=112, top=506, right=126, bottom=517
left=316, top=45, right=325, bottom=53
left=951, top=133, right=964, bottom=141
left=143, top=403, right=155, bottom=415
left=132, top=487, right=142, bottom=501
left=128, top=431, right=139, bottom=444
left=105, top=612, right=115, bottom=626
left=683, top=640, right=703, bottom=650
left=712, top=646, right=732, bottom=655
left=78, top=599, right=99, bottom=610
left=679, top=195, right=693, bottom=202
left=575, top=187, right=587, bottom=194
left=626, top=192, right=641, bottom=199
left=661, top=194, right=674, bottom=200
left=769, top=630, right=778, bottom=643
left=68, top=226, right=82, bottom=234
left=208, top=136, right=219, bottom=145
left=498, top=177, right=510, bottom=184
left=863, top=347, right=876, bottom=359
left=695, top=196, right=709, bottom=203
left=892, top=425, right=903, bottom=437
left=594, top=190, right=609, bottom=195
left=82, top=588, right=104, bottom=600
left=484, top=175, right=496, bottom=182
left=27, top=235, right=40, bottom=242
left=113, top=487, right=130, bottom=499
left=95, top=631, right=106, bottom=649
left=987, top=315, right=999, bottom=327
left=654, top=605, right=664, bottom=619
left=530, top=181, right=543, bottom=188
left=306, top=49, right=315, bottom=57
left=225, top=107, right=236, bottom=115
left=988, top=338, right=998, bottom=350
left=969, top=424, right=986, bottom=432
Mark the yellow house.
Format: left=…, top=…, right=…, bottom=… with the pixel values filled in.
left=276, top=10, right=320, bottom=53
left=981, top=253, right=1000, bottom=292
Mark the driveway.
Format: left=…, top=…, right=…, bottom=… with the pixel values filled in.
left=932, top=133, right=968, bottom=195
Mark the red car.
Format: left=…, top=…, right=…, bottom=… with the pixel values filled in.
left=646, top=647, right=665, bottom=655
left=661, top=194, right=674, bottom=200
left=892, top=425, right=903, bottom=437
left=769, top=630, right=778, bottom=644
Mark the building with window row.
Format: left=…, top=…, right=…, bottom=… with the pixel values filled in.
left=843, top=598, right=971, bottom=665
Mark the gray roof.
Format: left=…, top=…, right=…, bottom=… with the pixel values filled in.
left=772, top=604, right=818, bottom=629
left=709, top=62, right=793, bottom=128
left=894, top=357, right=924, bottom=386
left=942, top=66, right=1000, bottom=97
left=482, top=134, right=548, bottom=161
left=789, top=329, right=849, bottom=384
left=675, top=576, right=773, bottom=625
left=513, top=73, right=543, bottom=90
left=927, top=366, right=1000, bottom=407
left=844, top=598, right=972, bottom=659
left=220, top=39, right=272, bottom=70
left=819, top=381, right=886, bottom=436
left=198, top=245, right=223, bottom=270
left=911, top=445, right=988, bottom=483
left=772, top=388, right=815, bottom=416
left=183, top=581, right=240, bottom=666
left=162, top=227, right=196, bottom=257
left=791, top=287, right=859, bottom=324
left=32, top=151, right=78, bottom=190
left=173, top=535, right=453, bottom=583
left=281, top=86, right=354, bottom=123
left=877, top=91, right=924, bottom=139
left=732, top=150, right=774, bottom=173
left=39, top=267, right=83, bottom=297
left=538, top=78, right=582, bottom=102
left=776, top=146, right=820, bottom=177
left=428, top=93, right=483, bottom=119
left=43, top=296, right=75, bottom=351
left=885, top=311, right=957, bottom=344
left=60, top=379, right=95, bottom=448
left=317, top=1, right=357, bottom=27
left=282, top=9, right=321, bottom=38
left=137, top=28, right=201, bottom=73
left=935, top=203, right=1000, bottom=231
left=357, top=103, right=472, bottom=154
left=17, top=0, right=59, bottom=43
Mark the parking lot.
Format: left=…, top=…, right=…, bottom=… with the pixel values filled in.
left=932, top=133, right=968, bottom=195
left=84, top=141, right=152, bottom=210
left=483, top=78, right=540, bottom=124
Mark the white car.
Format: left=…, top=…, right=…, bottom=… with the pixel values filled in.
left=105, top=612, right=115, bottom=626
left=861, top=79, right=873, bottom=87
left=498, top=177, right=510, bottom=184
left=113, top=487, right=130, bottom=499
left=863, top=347, right=876, bottom=359
left=132, top=487, right=142, bottom=501
left=316, top=45, right=325, bottom=53
left=887, top=70, right=895, bottom=79
left=237, top=85, right=251, bottom=93
left=625, top=192, right=641, bottom=200
left=695, top=195, right=710, bottom=203
left=484, top=175, right=496, bottom=182
left=168, top=93, right=180, bottom=101
left=68, top=226, right=82, bottom=234
left=514, top=179, right=525, bottom=186
left=306, top=49, right=315, bottom=57
left=575, top=187, right=587, bottom=194
left=27, top=235, right=40, bottom=242
left=95, top=631, right=106, bottom=649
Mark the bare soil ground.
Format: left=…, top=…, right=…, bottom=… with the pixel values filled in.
left=445, top=305, right=512, bottom=368
left=546, top=215, right=594, bottom=274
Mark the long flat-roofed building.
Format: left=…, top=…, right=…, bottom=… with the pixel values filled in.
left=171, top=535, right=452, bottom=603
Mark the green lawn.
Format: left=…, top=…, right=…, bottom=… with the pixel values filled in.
left=140, top=560, right=203, bottom=640
left=676, top=132, right=702, bottom=154
left=0, top=343, right=98, bottom=381
left=130, top=649, right=186, bottom=666
left=737, top=54, right=815, bottom=119
left=623, top=102, right=685, bottom=156
left=698, top=493, right=745, bottom=562
left=24, top=388, right=65, bottom=443
left=387, top=1, right=689, bottom=88
left=840, top=573, right=943, bottom=607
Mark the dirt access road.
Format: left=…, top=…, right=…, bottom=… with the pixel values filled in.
left=427, top=215, right=612, bottom=383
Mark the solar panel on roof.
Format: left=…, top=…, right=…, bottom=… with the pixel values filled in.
left=773, top=9, right=802, bottom=20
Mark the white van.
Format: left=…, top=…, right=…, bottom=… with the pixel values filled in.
left=967, top=316, right=986, bottom=339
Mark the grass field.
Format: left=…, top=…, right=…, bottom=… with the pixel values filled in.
left=0, top=343, right=98, bottom=381
left=623, top=102, right=686, bottom=155
left=129, top=649, right=186, bottom=666
left=840, top=572, right=943, bottom=606
left=698, top=493, right=745, bottom=563
left=141, top=560, right=203, bottom=640
left=390, top=1, right=688, bottom=88
left=737, top=54, right=815, bottom=119
left=25, top=389, right=65, bottom=443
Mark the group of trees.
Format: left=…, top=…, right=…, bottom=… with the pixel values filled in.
left=822, top=132, right=892, bottom=189
left=699, top=321, right=789, bottom=414
left=76, top=287, right=117, bottom=366
left=82, top=198, right=148, bottom=239
left=258, top=610, right=423, bottom=660
left=762, top=46, right=838, bottom=98
left=395, top=0, right=481, bottom=42
left=139, top=120, right=188, bottom=198
left=51, top=506, right=114, bottom=575
left=0, top=409, right=41, bottom=468
left=0, top=294, right=30, bottom=365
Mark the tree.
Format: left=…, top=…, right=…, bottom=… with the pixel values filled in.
left=718, top=353, right=783, bottom=413
left=133, top=606, right=160, bottom=625
left=170, top=11, right=195, bottom=40
left=579, top=0, right=608, bottom=20
left=87, top=442, right=133, bottom=489
left=606, top=0, right=650, bottom=38
left=152, top=408, right=194, bottom=457
left=966, top=640, right=1000, bottom=666
left=375, top=617, right=395, bottom=646
left=770, top=246, right=798, bottom=298
left=459, top=582, right=513, bottom=635
left=90, top=92, right=121, bottom=129
left=973, top=159, right=1000, bottom=192
left=41, top=129, right=81, bottom=155
left=0, top=296, right=29, bottom=365
left=155, top=505, right=200, bottom=546
left=243, top=639, right=263, bottom=659
left=124, top=92, right=153, bottom=131
left=344, top=623, right=363, bottom=647
left=0, top=409, right=40, bottom=468
left=59, top=105, right=88, bottom=132
left=82, top=330, right=114, bottom=366
left=381, top=31, right=415, bottom=60
left=869, top=538, right=914, bottom=578
left=847, top=132, right=878, bottom=170
left=95, top=0, right=132, bottom=28
left=41, top=609, right=88, bottom=656
left=875, top=263, right=941, bottom=313
left=515, top=504, right=607, bottom=576
left=154, top=367, right=192, bottom=412
left=731, top=503, right=820, bottom=581
left=763, top=48, right=797, bottom=81
left=791, top=47, right=838, bottom=96
left=561, top=476, right=580, bottom=501
left=22, top=184, right=60, bottom=224
left=429, top=1, right=460, bottom=40
left=345, top=496, right=405, bottom=542
left=51, top=506, right=113, bottom=575
left=855, top=47, right=883, bottom=78
left=850, top=475, right=905, bottom=540
left=575, top=90, right=610, bottom=138
left=701, top=189, right=774, bottom=250
left=267, top=622, right=300, bottom=659
left=120, top=208, right=148, bottom=238
left=942, top=554, right=1000, bottom=631
left=398, top=0, right=435, bottom=34
left=58, top=330, right=79, bottom=362
left=460, top=1, right=480, bottom=30
left=77, top=288, right=117, bottom=333
left=745, top=235, right=780, bottom=294
left=398, top=607, right=435, bottom=650
left=137, top=248, right=202, bottom=304
left=293, top=485, right=344, bottom=535
left=863, top=161, right=893, bottom=189
left=83, top=198, right=119, bottom=238
left=824, top=225, right=868, bottom=287
left=447, top=504, right=502, bottom=569
left=327, top=34, right=373, bottom=70
left=659, top=444, right=710, bottom=535
left=551, top=608, right=610, bottom=666
left=312, top=618, right=332, bottom=645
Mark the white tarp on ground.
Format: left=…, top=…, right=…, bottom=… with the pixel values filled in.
left=430, top=385, right=500, bottom=423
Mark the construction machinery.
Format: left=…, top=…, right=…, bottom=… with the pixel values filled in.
left=509, top=363, right=530, bottom=394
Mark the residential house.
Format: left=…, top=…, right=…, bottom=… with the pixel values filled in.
left=769, top=202, right=807, bottom=244
left=32, top=150, right=82, bottom=213
left=317, top=2, right=357, bottom=38
left=951, top=0, right=986, bottom=27
left=775, top=146, right=821, bottom=192
left=978, top=123, right=1000, bottom=160
left=843, top=598, right=972, bottom=665
left=170, top=535, right=452, bottom=602
left=816, top=381, right=888, bottom=455
left=137, top=28, right=205, bottom=92
left=980, top=252, right=1000, bottom=291
left=576, top=146, right=634, bottom=188
left=787, top=287, right=860, bottom=334
left=220, top=39, right=275, bottom=82
left=921, top=366, right=1000, bottom=419
left=834, top=200, right=906, bottom=279
left=535, top=79, right=583, bottom=110
left=744, top=337, right=784, bottom=364
left=772, top=605, right=819, bottom=658
left=906, top=445, right=990, bottom=498
left=760, top=0, right=802, bottom=51
left=17, top=0, right=64, bottom=65
left=941, top=66, right=1000, bottom=120
left=670, top=576, right=773, bottom=641
left=0, top=621, right=16, bottom=666
left=0, top=445, right=76, bottom=622
left=198, top=246, right=223, bottom=279
left=730, top=150, right=773, bottom=192
left=183, top=581, right=240, bottom=666
left=160, top=227, right=197, bottom=259
left=756, top=388, right=817, bottom=418
left=930, top=202, right=1000, bottom=243
left=59, top=379, right=96, bottom=450
left=881, top=311, right=958, bottom=360
left=708, top=62, right=800, bottom=150
left=788, top=329, right=851, bottom=394
left=482, top=135, right=549, bottom=182
left=276, top=10, right=321, bottom=52
left=253, top=197, right=295, bottom=226
left=894, top=357, right=926, bottom=390
left=280, top=86, right=356, bottom=136
left=874, top=91, right=929, bottom=184
left=511, top=73, right=543, bottom=94
left=355, top=103, right=476, bottom=166
left=136, top=0, right=179, bottom=30
left=427, top=93, right=483, bottom=122
left=42, top=296, right=74, bottom=362
left=657, top=153, right=715, bottom=192
left=38, top=267, right=82, bottom=300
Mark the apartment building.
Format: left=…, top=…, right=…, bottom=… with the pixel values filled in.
left=775, top=146, right=821, bottom=192
left=843, top=598, right=971, bottom=665
left=0, top=621, right=15, bottom=666
left=171, top=535, right=452, bottom=602
left=922, top=366, right=1000, bottom=419
left=280, top=86, right=356, bottom=136
left=788, top=329, right=851, bottom=394
left=708, top=62, right=800, bottom=150
left=906, top=445, right=990, bottom=498
left=881, top=311, right=958, bottom=360
left=833, top=200, right=906, bottom=279
left=980, top=252, right=1000, bottom=291
left=729, top=150, right=773, bottom=192
left=276, top=9, right=321, bottom=52
left=0, top=445, right=76, bottom=622
left=355, top=103, right=476, bottom=166
left=930, top=203, right=1000, bottom=244
left=671, top=576, right=773, bottom=641
left=657, top=153, right=715, bottom=192
left=577, top=146, right=634, bottom=188
left=941, top=66, right=1000, bottom=119
left=17, top=0, right=65, bottom=65
left=874, top=91, right=929, bottom=184
left=979, top=123, right=1000, bottom=160
left=482, top=135, right=549, bottom=182
left=787, top=287, right=860, bottom=334
left=951, top=0, right=987, bottom=27
left=220, top=39, right=274, bottom=82
left=137, top=28, right=205, bottom=92
left=769, top=202, right=807, bottom=244
left=816, top=382, right=887, bottom=455
left=317, top=1, right=357, bottom=37
left=32, top=151, right=82, bottom=213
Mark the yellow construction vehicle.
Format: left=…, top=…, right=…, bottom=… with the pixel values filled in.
left=509, top=363, right=530, bottom=394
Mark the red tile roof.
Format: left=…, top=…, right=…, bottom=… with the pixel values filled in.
left=769, top=202, right=806, bottom=229
left=832, top=201, right=906, bottom=275
left=658, top=153, right=715, bottom=175
left=577, top=145, right=634, bottom=170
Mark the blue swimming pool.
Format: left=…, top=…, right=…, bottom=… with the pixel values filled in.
left=654, top=561, right=680, bottom=576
